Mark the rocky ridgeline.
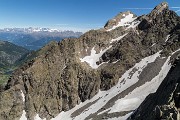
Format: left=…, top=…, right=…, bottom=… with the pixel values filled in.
left=0, top=2, right=179, bottom=120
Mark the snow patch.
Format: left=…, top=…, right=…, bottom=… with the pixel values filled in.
left=151, top=43, right=156, bottom=47
left=165, top=35, right=170, bottom=42
left=19, top=110, right=27, bottom=120
left=34, top=114, right=46, bottom=120
left=107, top=13, right=137, bottom=31
left=127, top=20, right=141, bottom=29
left=21, top=90, right=25, bottom=102
left=80, top=46, right=112, bottom=69
left=109, top=98, right=140, bottom=113
left=171, top=48, right=180, bottom=55
left=110, top=33, right=128, bottom=43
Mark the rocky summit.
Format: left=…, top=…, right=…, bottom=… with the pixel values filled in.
left=0, top=2, right=179, bottom=120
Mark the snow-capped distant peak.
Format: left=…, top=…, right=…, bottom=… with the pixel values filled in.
left=0, top=27, right=64, bottom=33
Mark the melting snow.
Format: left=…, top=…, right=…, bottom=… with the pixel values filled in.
left=80, top=46, right=112, bottom=69
left=107, top=13, right=137, bottom=31
left=110, top=33, right=128, bottom=43
left=51, top=51, right=162, bottom=120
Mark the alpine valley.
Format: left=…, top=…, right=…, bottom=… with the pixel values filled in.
left=0, top=2, right=179, bottom=120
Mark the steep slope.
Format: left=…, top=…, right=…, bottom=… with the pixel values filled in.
left=0, top=2, right=179, bottom=120
left=128, top=56, right=180, bottom=120
left=0, top=41, right=30, bottom=85
left=0, top=41, right=29, bottom=66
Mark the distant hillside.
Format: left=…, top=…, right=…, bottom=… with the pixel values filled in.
left=0, top=41, right=30, bottom=84
left=0, top=28, right=83, bottom=50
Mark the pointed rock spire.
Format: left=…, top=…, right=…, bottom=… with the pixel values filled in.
left=149, top=2, right=168, bottom=17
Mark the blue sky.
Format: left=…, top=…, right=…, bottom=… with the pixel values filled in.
left=0, top=0, right=180, bottom=32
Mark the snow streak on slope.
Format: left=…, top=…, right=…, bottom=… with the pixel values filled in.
left=20, top=110, right=27, bottom=120
left=107, top=56, right=171, bottom=114
left=51, top=51, right=163, bottom=120
left=80, top=46, right=112, bottom=69
left=165, top=35, right=170, bottom=42
left=19, top=91, right=47, bottom=120
left=110, top=33, right=128, bottom=43
left=20, top=91, right=27, bottom=120
left=21, top=90, right=25, bottom=102
left=107, top=13, right=137, bottom=31
left=171, top=48, right=180, bottom=55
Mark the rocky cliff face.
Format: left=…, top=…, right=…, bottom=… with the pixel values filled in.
left=0, top=2, right=180, bottom=120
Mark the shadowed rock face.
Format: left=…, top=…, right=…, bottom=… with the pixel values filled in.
left=0, top=2, right=180, bottom=120
left=128, top=57, right=180, bottom=120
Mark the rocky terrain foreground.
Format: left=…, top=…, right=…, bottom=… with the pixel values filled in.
left=0, top=2, right=179, bottom=120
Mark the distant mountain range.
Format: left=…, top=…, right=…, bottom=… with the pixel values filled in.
left=0, top=27, right=83, bottom=35
left=0, top=27, right=83, bottom=50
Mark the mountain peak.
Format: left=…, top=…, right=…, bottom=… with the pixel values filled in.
left=154, top=2, right=168, bottom=11
left=149, top=2, right=168, bottom=17
left=104, top=11, right=137, bottom=30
